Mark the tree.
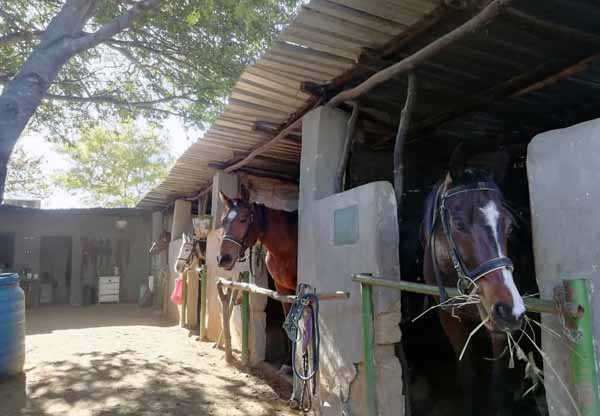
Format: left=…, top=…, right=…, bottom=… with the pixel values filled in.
left=5, top=145, right=50, bottom=200
left=0, top=0, right=299, bottom=199
left=54, top=122, right=172, bottom=207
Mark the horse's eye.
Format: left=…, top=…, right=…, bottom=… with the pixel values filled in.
left=453, top=219, right=466, bottom=231
left=239, top=218, right=247, bottom=224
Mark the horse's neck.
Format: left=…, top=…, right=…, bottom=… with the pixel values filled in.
left=253, top=205, right=294, bottom=256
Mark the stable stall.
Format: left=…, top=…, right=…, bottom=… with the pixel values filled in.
left=139, top=1, right=600, bottom=415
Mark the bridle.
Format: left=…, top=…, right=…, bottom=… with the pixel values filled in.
left=222, top=204, right=255, bottom=263
left=175, top=236, right=199, bottom=273
left=429, top=179, right=514, bottom=303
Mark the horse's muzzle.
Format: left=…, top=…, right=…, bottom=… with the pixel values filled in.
left=217, top=254, right=234, bottom=270
left=492, top=302, right=524, bottom=331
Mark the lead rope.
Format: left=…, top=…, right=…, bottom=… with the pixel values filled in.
left=283, top=284, right=320, bottom=414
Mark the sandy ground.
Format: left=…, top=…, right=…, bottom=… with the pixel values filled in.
left=0, top=304, right=298, bottom=416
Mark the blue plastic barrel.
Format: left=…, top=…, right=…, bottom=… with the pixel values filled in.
left=0, top=273, right=25, bottom=378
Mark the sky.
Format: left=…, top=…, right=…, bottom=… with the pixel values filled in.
left=16, top=116, right=199, bottom=209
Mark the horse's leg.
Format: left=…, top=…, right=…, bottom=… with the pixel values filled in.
left=439, top=311, right=481, bottom=416
left=491, top=332, right=512, bottom=416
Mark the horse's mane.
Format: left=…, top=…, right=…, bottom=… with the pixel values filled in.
left=252, top=203, right=298, bottom=228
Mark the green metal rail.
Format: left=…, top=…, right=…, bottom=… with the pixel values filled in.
left=352, top=273, right=599, bottom=416
left=565, top=279, right=599, bottom=416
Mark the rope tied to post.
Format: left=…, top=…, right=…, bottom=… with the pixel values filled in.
left=283, top=283, right=320, bottom=414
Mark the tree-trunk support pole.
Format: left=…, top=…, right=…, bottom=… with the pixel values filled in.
left=393, top=73, right=418, bottom=221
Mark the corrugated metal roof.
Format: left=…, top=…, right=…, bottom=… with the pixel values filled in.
left=138, top=0, right=443, bottom=210
left=140, top=0, right=600, bottom=210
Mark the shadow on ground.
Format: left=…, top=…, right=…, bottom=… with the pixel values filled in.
left=0, top=349, right=288, bottom=416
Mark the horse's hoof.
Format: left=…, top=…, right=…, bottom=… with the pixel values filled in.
left=279, top=364, right=293, bottom=376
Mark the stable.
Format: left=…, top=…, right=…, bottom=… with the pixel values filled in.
left=139, top=1, right=600, bottom=415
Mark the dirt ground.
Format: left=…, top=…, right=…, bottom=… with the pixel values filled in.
left=0, top=304, right=298, bottom=416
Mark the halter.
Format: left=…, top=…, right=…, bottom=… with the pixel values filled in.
left=430, top=180, right=514, bottom=301
left=175, top=236, right=198, bottom=273
left=222, top=206, right=255, bottom=263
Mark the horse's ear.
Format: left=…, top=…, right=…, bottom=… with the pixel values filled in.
left=449, top=143, right=468, bottom=182
left=239, top=184, right=250, bottom=203
left=219, top=191, right=232, bottom=208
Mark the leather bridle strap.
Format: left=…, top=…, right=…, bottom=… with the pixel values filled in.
left=222, top=206, right=255, bottom=263
left=430, top=180, right=514, bottom=301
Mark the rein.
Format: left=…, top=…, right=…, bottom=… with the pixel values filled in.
left=429, top=180, right=513, bottom=303
left=283, top=283, right=320, bottom=414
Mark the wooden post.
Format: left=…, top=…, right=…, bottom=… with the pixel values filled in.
left=241, top=271, right=250, bottom=365
left=171, top=199, right=192, bottom=241
left=217, top=280, right=233, bottom=363
left=199, top=265, right=208, bottom=341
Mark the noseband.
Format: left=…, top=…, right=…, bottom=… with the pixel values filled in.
left=222, top=207, right=254, bottom=263
left=430, top=180, right=513, bottom=302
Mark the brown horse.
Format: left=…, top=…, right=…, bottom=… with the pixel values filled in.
left=149, top=230, right=171, bottom=255
left=420, top=145, right=525, bottom=416
left=217, top=187, right=298, bottom=315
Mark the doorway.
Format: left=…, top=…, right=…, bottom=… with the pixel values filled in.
left=0, top=232, right=15, bottom=271
left=39, top=236, right=73, bottom=304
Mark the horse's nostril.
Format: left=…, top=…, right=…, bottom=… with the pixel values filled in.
left=217, top=254, right=231, bottom=266
left=493, top=302, right=514, bottom=323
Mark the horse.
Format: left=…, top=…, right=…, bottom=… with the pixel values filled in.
left=420, top=145, right=526, bottom=416
left=216, top=186, right=298, bottom=316
left=174, top=233, right=206, bottom=274
left=149, top=230, right=171, bottom=255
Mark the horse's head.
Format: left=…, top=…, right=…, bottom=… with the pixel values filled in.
left=217, top=186, right=257, bottom=270
left=149, top=230, right=171, bottom=255
left=441, top=145, right=525, bottom=332
left=174, top=233, right=195, bottom=273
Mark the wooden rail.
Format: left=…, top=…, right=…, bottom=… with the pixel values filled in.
left=216, top=275, right=349, bottom=365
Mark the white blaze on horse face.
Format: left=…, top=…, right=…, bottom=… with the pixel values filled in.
left=480, top=200, right=526, bottom=318
left=226, top=209, right=238, bottom=222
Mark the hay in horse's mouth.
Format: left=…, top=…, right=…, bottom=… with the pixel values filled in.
left=477, top=300, right=495, bottom=331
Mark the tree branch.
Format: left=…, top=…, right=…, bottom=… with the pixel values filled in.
left=0, top=30, right=45, bottom=46
left=45, top=92, right=188, bottom=116
left=70, top=0, right=161, bottom=54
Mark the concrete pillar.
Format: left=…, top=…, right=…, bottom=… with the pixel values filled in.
left=299, top=106, right=349, bottom=203
left=171, top=199, right=192, bottom=241
left=528, top=120, right=600, bottom=416
left=152, top=211, right=163, bottom=242
left=298, top=106, right=403, bottom=416
left=211, top=171, right=238, bottom=229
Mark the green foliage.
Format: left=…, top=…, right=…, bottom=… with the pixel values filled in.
left=0, top=0, right=300, bottom=140
left=54, top=122, right=172, bottom=207
left=5, top=145, right=49, bottom=200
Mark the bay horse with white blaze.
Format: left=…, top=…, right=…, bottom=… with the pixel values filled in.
left=216, top=187, right=298, bottom=316
left=420, top=145, right=526, bottom=416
